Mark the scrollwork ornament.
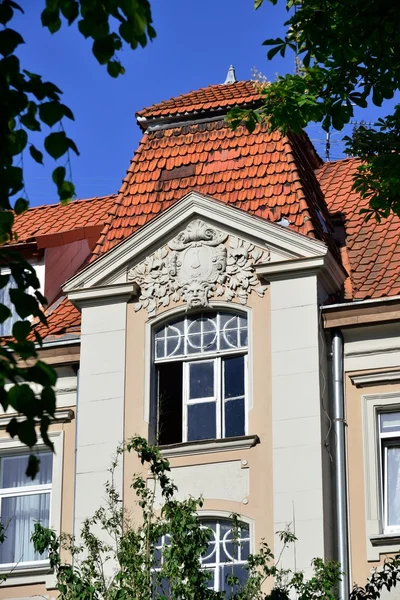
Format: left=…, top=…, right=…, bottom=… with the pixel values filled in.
left=127, top=220, right=270, bottom=316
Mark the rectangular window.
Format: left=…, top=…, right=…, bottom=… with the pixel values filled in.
left=158, top=355, right=246, bottom=445
left=0, top=452, right=53, bottom=566
left=379, top=411, right=400, bottom=532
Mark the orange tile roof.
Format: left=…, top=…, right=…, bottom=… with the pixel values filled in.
left=317, top=158, right=400, bottom=300
left=92, top=118, right=334, bottom=260
left=32, top=296, right=80, bottom=342
left=12, top=195, right=116, bottom=245
left=136, top=81, right=262, bottom=123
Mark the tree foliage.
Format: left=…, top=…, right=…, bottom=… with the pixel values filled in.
left=29, top=437, right=343, bottom=600
left=0, top=0, right=154, bottom=474
left=230, top=0, right=400, bottom=220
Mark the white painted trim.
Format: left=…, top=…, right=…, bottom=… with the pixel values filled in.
left=63, top=192, right=330, bottom=293
left=361, top=391, right=400, bottom=560
left=350, top=371, right=400, bottom=388
left=0, top=431, right=63, bottom=588
left=68, top=282, right=138, bottom=308
left=256, top=251, right=345, bottom=295
left=160, top=435, right=259, bottom=458
left=0, top=409, right=74, bottom=428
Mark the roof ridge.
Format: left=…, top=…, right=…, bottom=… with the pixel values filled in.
left=22, top=194, right=116, bottom=213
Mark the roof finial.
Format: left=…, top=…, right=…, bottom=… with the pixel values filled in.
left=224, top=65, right=237, bottom=84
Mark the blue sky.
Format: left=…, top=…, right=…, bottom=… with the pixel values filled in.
left=14, top=1, right=399, bottom=206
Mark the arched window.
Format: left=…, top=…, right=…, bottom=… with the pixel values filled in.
left=154, top=518, right=250, bottom=595
left=154, top=311, right=248, bottom=445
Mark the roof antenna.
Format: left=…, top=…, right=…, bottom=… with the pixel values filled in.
left=224, top=65, right=237, bottom=84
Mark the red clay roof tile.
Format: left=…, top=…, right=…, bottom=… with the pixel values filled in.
left=317, top=158, right=400, bottom=300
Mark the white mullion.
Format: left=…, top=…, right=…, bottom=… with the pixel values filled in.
left=215, top=521, right=220, bottom=592
left=384, top=444, right=389, bottom=531
left=0, top=484, right=51, bottom=497
left=183, top=361, right=189, bottom=443
left=216, top=358, right=222, bottom=439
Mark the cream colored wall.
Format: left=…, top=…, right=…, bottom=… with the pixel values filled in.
left=123, top=290, right=274, bottom=554
left=345, top=369, right=400, bottom=585
left=0, top=415, right=76, bottom=599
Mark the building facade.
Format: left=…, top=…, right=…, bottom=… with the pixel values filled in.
left=1, top=77, right=400, bottom=599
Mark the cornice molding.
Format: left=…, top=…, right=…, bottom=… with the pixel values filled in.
left=67, top=282, right=139, bottom=309
left=0, top=409, right=74, bottom=429
left=350, top=371, right=400, bottom=388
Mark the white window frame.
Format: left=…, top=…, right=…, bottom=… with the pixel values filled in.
left=0, top=453, right=52, bottom=570
left=377, top=412, right=400, bottom=534
left=0, top=431, right=63, bottom=585
left=153, top=514, right=252, bottom=594
left=153, top=310, right=249, bottom=445
left=361, top=391, right=400, bottom=560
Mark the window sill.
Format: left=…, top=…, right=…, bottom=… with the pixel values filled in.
left=160, top=435, right=260, bottom=458
left=370, top=533, right=400, bottom=547
left=0, top=562, right=53, bottom=587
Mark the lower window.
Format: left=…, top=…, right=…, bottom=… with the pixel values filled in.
left=379, top=411, right=400, bottom=532
left=0, top=452, right=53, bottom=567
left=154, top=518, right=250, bottom=595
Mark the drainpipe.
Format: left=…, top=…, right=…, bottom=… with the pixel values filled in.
left=332, top=329, right=349, bottom=600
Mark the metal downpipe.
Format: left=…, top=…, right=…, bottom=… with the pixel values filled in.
left=332, top=330, right=349, bottom=600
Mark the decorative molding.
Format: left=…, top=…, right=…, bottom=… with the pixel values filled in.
left=370, top=533, right=400, bottom=547
left=128, top=219, right=269, bottom=315
left=68, top=282, right=138, bottom=309
left=350, top=371, right=400, bottom=388
left=160, top=434, right=260, bottom=458
left=0, top=409, right=74, bottom=429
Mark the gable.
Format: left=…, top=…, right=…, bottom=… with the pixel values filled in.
left=64, top=191, right=345, bottom=310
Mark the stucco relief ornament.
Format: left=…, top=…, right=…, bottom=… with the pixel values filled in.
left=127, top=219, right=270, bottom=316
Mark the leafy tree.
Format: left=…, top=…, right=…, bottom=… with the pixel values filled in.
left=230, top=0, right=400, bottom=221
left=29, top=437, right=343, bottom=600
left=0, top=0, right=154, bottom=474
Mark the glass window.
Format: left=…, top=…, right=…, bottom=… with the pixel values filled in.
left=154, top=519, right=250, bottom=597
left=154, top=312, right=248, bottom=445
left=379, top=411, right=400, bottom=531
left=0, top=452, right=53, bottom=566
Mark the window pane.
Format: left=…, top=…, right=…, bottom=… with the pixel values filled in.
left=224, top=356, right=245, bottom=399
left=158, top=362, right=183, bottom=445
left=381, top=413, right=400, bottom=435
left=225, top=398, right=245, bottom=438
left=187, top=402, right=216, bottom=441
left=1, top=453, right=52, bottom=489
left=189, top=362, right=214, bottom=399
left=221, top=563, right=248, bottom=597
left=0, top=493, right=50, bottom=564
left=387, top=446, right=400, bottom=527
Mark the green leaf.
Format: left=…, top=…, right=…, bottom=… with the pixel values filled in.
left=0, top=28, right=24, bottom=56
left=39, top=101, right=73, bottom=127
left=52, top=165, right=66, bottom=186
left=12, top=320, right=31, bottom=342
left=6, top=416, right=18, bottom=438
left=29, top=145, right=44, bottom=164
left=14, top=197, right=29, bottom=215
left=9, top=288, right=39, bottom=318
left=0, top=2, right=13, bottom=25
left=9, top=128, right=28, bottom=155
left=0, top=304, right=12, bottom=324
left=26, top=454, right=39, bottom=479
left=41, top=7, right=61, bottom=33
left=59, top=0, right=79, bottom=24
left=254, top=0, right=264, bottom=7
left=41, top=386, right=56, bottom=416
left=18, top=418, right=37, bottom=448
left=44, top=131, right=69, bottom=159
left=107, top=60, right=125, bottom=78
left=92, top=35, right=117, bottom=65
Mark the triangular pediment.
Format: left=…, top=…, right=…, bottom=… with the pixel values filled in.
left=64, top=191, right=341, bottom=308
